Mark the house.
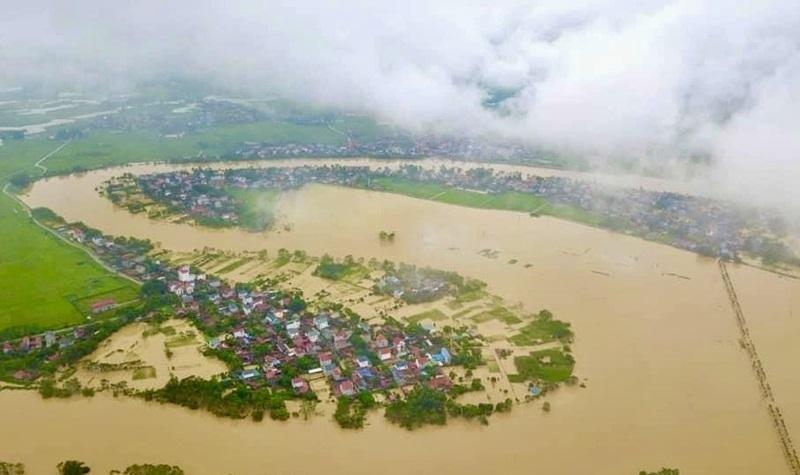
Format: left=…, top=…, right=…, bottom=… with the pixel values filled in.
left=44, top=331, right=56, bottom=347
left=67, top=228, right=85, bottom=242
left=292, top=377, right=309, bottom=393
left=393, top=337, right=407, bottom=355
left=286, top=319, right=301, bottom=337
left=314, top=314, right=329, bottom=330
left=333, top=330, right=350, bottom=349
left=207, top=337, right=222, bottom=349
left=431, top=347, right=452, bottom=365
left=330, top=367, right=345, bottom=381
left=177, top=265, right=195, bottom=283
left=168, top=282, right=184, bottom=296
left=238, top=369, right=259, bottom=381
left=356, top=355, right=371, bottom=368
left=2, top=341, right=13, bottom=354
left=59, top=337, right=74, bottom=349
left=29, top=336, right=43, bottom=350
left=90, top=299, right=116, bottom=314
left=264, top=367, right=281, bottom=380
left=378, top=347, right=392, bottom=361
left=339, top=380, right=356, bottom=396
left=374, top=334, right=389, bottom=348
left=318, top=352, right=333, bottom=367
left=428, top=373, right=452, bottom=390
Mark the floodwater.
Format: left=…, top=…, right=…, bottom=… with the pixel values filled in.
left=8, top=160, right=797, bottom=474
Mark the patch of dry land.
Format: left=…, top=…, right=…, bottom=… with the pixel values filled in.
left=10, top=159, right=800, bottom=474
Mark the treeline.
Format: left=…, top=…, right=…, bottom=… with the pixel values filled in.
left=384, top=386, right=514, bottom=429
left=141, top=376, right=308, bottom=421
left=1, top=460, right=185, bottom=475
left=334, top=392, right=377, bottom=429
left=314, top=254, right=366, bottom=280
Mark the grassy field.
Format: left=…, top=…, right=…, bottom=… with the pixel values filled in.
left=471, top=306, right=522, bottom=325
left=42, top=120, right=346, bottom=175
left=509, top=311, right=573, bottom=346
left=0, top=189, right=138, bottom=337
left=509, top=349, right=575, bottom=383
left=71, top=286, right=141, bottom=315
left=371, top=177, right=605, bottom=227
left=0, top=138, right=143, bottom=337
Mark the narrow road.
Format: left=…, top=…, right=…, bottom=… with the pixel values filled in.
left=33, top=138, right=71, bottom=174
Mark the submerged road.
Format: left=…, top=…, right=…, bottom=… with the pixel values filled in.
left=720, top=261, right=800, bottom=474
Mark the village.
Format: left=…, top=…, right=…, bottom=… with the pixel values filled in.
left=0, top=214, right=516, bottom=418
left=108, top=164, right=797, bottom=264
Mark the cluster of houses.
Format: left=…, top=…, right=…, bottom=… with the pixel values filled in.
left=379, top=165, right=790, bottom=261
left=2, top=326, right=87, bottom=357
left=175, top=272, right=457, bottom=396
left=3, top=214, right=469, bottom=396
left=129, top=172, right=241, bottom=226
left=374, top=273, right=450, bottom=304
left=232, top=135, right=545, bottom=162
left=62, top=224, right=161, bottom=280
left=124, top=163, right=792, bottom=261
left=129, top=166, right=373, bottom=229
left=88, top=97, right=263, bottom=137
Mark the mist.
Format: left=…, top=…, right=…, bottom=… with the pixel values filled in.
left=2, top=0, right=800, bottom=210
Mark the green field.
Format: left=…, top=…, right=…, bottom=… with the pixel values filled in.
left=471, top=306, right=522, bottom=325
left=71, top=286, right=141, bottom=315
left=42, top=120, right=346, bottom=176
left=0, top=138, right=143, bottom=337
left=0, top=190, right=138, bottom=337
left=509, top=310, right=573, bottom=346
left=371, top=177, right=605, bottom=227
left=509, top=349, right=575, bottom=383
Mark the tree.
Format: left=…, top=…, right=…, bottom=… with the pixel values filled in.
left=57, top=460, right=90, bottom=475
left=9, top=173, right=32, bottom=189
left=116, top=464, right=185, bottom=475
left=0, top=461, right=25, bottom=475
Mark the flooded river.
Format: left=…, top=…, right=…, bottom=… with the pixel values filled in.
left=9, top=160, right=799, bottom=474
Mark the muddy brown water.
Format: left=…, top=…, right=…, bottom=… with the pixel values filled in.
left=8, top=160, right=797, bottom=474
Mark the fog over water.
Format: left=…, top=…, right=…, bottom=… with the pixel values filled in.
left=2, top=0, right=800, bottom=209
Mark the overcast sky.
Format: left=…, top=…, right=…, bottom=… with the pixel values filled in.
left=2, top=0, right=799, bottom=209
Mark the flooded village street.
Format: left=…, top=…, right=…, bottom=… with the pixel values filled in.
left=9, top=159, right=800, bottom=474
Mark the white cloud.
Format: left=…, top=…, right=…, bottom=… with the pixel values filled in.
left=2, top=0, right=800, bottom=208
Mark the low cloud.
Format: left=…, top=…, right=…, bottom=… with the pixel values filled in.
left=3, top=0, right=800, bottom=209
